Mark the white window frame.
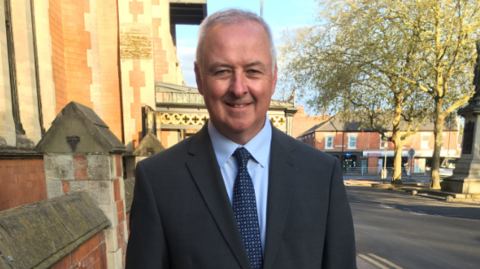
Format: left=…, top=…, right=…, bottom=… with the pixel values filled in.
left=325, top=135, right=334, bottom=149
left=379, top=134, right=389, bottom=149
left=421, top=133, right=430, bottom=149
left=348, top=134, right=357, bottom=149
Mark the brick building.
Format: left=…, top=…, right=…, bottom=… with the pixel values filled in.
left=291, top=105, right=330, bottom=138
left=298, top=116, right=460, bottom=174
left=0, top=0, right=206, bottom=268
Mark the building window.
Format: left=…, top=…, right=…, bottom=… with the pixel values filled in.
left=348, top=135, right=356, bottom=149
left=421, top=133, right=430, bottom=149
left=380, top=140, right=388, bottom=149
left=379, top=134, right=388, bottom=149
left=325, top=135, right=333, bottom=149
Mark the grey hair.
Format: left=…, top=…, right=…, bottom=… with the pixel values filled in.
left=196, top=8, right=277, bottom=72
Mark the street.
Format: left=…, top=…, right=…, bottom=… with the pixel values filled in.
left=347, top=184, right=480, bottom=269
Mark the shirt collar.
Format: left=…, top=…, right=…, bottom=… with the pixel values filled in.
left=208, top=116, right=272, bottom=169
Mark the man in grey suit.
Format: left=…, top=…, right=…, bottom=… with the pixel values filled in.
left=126, top=9, right=356, bottom=269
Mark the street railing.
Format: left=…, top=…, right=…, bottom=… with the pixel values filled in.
left=342, top=167, right=429, bottom=176
left=342, top=167, right=393, bottom=176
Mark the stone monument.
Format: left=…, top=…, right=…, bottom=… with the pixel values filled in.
left=440, top=40, right=480, bottom=196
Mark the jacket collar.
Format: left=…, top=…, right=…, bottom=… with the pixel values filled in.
left=186, top=124, right=297, bottom=269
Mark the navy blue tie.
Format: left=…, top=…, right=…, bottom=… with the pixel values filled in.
left=233, top=147, right=263, bottom=269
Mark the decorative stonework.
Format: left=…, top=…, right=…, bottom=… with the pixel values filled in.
left=120, top=23, right=152, bottom=58
left=158, top=113, right=209, bottom=125
left=155, top=113, right=287, bottom=128
left=269, top=116, right=286, bottom=128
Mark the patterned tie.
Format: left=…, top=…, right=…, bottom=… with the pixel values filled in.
left=232, top=147, right=263, bottom=269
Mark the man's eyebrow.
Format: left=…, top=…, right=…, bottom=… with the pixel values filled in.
left=244, top=61, right=266, bottom=69
left=208, top=61, right=267, bottom=70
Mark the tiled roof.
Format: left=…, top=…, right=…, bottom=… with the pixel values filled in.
left=298, top=112, right=459, bottom=137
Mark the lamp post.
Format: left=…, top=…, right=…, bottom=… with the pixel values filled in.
left=260, top=0, right=263, bottom=17
left=382, top=141, right=387, bottom=183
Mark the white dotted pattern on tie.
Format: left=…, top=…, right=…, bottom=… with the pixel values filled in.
left=233, top=147, right=263, bottom=269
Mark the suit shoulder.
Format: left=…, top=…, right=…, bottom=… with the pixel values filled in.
left=138, top=135, right=193, bottom=168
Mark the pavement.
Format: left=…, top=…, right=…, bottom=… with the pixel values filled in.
left=344, top=175, right=431, bottom=183
left=357, top=253, right=403, bottom=269
left=348, top=185, right=480, bottom=269
left=343, top=176, right=480, bottom=269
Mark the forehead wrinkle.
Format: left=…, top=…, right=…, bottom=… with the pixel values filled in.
left=200, top=23, right=273, bottom=73
left=245, top=61, right=267, bottom=70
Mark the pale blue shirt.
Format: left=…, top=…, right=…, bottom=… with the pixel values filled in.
left=208, top=117, right=272, bottom=254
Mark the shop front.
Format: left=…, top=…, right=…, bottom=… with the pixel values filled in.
left=363, top=149, right=459, bottom=174
left=325, top=151, right=362, bottom=170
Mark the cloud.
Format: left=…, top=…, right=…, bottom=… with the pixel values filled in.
left=177, top=45, right=198, bottom=87
left=176, top=38, right=198, bottom=48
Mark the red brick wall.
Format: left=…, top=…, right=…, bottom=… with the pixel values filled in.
left=0, top=159, right=46, bottom=211
left=291, top=105, right=329, bottom=138
left=97, top=0, right=123, bottom=142
left=405, top=132, right=458, bottom=152
left=368, top=157, right=379, bottom=174
left=49, top=0, right=123, bottom=140
left=61, top=0, right=94, bottom=109
left=310, top=131, right=458, bottom=154
left=49, top=0, right=67, bottom=115
left=50, top=231, right=107, bottom=269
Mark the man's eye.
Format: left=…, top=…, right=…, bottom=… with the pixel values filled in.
left=215, top=70, right=228, bottom=75
left=247, top=69, right=260, bottom=74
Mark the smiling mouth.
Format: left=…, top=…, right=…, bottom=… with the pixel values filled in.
left=226, top=103, right=251, bottom=108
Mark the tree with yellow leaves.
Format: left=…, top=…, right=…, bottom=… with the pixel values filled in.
left=280, top=0, right=479, bottom=188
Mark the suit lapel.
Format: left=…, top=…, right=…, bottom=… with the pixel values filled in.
left=185, top=126, right=251, bottom=269
left=263, top=127, right=297, bottom=269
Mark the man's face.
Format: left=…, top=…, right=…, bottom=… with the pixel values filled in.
left=195, top=21, right=277, bottom=144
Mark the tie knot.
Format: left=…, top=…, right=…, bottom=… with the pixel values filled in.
left=234, top=147, right=251, bottom=169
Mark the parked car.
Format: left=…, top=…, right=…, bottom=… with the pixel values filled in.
left=439, top=158, right=457, bottom=177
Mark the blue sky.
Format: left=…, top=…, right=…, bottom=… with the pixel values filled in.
left=175, top=0, right=319, bottom=114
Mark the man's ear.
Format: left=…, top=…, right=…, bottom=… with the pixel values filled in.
left=194, top=62, right=204, bottom=95
left=271, top=64, right=278, bottom=96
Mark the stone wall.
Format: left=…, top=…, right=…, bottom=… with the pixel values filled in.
left=0, top=192, right=109, bottom=268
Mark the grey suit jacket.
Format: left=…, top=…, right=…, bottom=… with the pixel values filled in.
left=126, top=125, right=356, bottom=268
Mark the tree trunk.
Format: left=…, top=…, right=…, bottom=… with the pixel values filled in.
left=391, top=131, right=403, bottom=184
left=390, top=96, right=403, bottom=184
left=430, top=101, right=444, bottom=189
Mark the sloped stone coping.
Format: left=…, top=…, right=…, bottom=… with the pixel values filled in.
left=0, top=192, right=110, bottom=269
left=124, top=179, right=135, bottom=213
left=36, top=101, right=126, bottom=154
left=132, top=133, right=165, bottom=157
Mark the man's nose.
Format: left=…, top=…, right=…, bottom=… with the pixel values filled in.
left=229, top=71, right=248, bottom=97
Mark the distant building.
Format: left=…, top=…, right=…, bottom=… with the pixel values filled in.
left=297, top=115, right=460, bottom=174
left=149, top=82, right=298, bottom=149
left=291, top=105, right=330, bottom=138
